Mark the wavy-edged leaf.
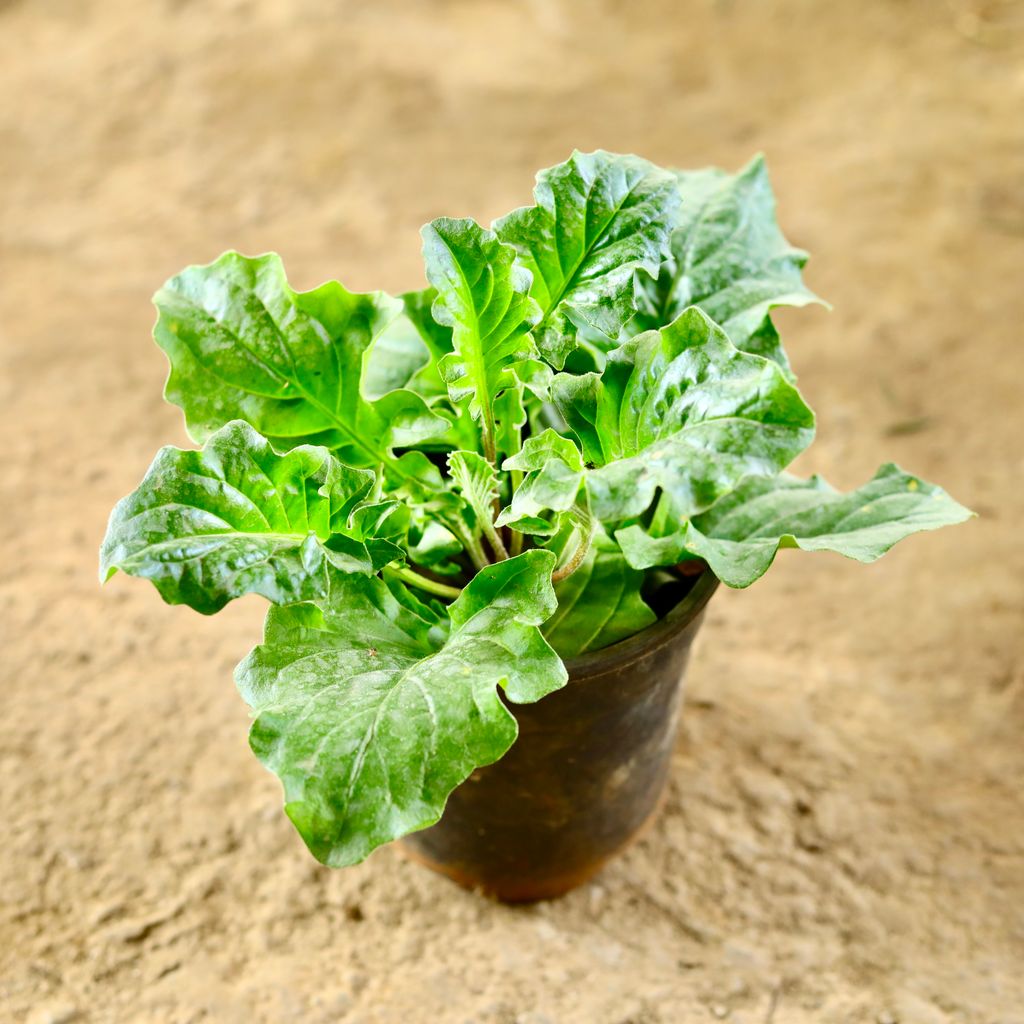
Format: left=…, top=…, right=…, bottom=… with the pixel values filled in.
left=552, top=306, right=815, bottom=524
left=421, top=218, right=541, bottom=453
left=617, top=464, right=974, bottom=584
left=154, top=252, right=448, bottom=470
left=99, top=421, right=404, bottom=614
left=494, top=150, right=680, bottom=368
left=633, top=155, right=823, bottom=368
left=542, top=531, right=655, bottom=657
left=497, top=429, right=584, bottom=537
left=235, top=550, right=566, bottom=865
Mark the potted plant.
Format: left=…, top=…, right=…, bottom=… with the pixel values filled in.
left=100, top=151, right=971, bottom=901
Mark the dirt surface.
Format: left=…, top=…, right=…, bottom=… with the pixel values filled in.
left=2, top=1, right=1023, bottom=1021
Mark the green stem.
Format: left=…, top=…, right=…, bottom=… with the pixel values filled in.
left=481, top=520, right=509, bottom=561
left=509, top=527, right=524, bottom=558
left=386, top=566, right=462, bottom=601
left=452, top=524, right=490, bottom=572
left=551, top=505, right=595, bottom=584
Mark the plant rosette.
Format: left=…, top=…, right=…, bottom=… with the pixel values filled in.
left=101, top=151, right=973, bottom=887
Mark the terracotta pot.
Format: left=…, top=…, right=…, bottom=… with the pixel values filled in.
left=400, top=570, right=719, bottom=902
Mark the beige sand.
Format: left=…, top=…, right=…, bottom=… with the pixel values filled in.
left=2, top=1, right=1022, bottom=1021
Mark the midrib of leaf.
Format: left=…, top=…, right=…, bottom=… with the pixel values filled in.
left=435, top=232, right=497, bottom=449
left=123, top=530, right=321, bottom=559
left=539, top=173, right=648, bottom=330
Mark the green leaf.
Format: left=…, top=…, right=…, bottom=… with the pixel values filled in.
left=552, top=306, right=816, bottom=524
left=447, top=450, right=508, bottom=560
left=154, top=251, right=448, bottom=469
left=542, top=531, right=656, bottom=657
left=633, top=155, right=823, bottom=366
left=364, top=287, right=453, bottom=401
left=496, top=429, right=584, bottom=537
left=494, top=150, right=679, bottom=368
left=421, top=218, right=541, bottom=457
left=99, top=421, right=403, bottom=614
left=235, top=550, right=566, bottom=865
left=617, top=464, right=974, bottom=585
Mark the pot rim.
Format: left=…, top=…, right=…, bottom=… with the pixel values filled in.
left=562, top=569, right=720, bottom=680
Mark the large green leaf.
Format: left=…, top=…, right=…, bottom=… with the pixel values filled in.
left=421, top=218, right=542, bottom=456
left=99, top=421, right=404, bottom=614
left=552, top=306, right=815, bottom=524
left=542, top=532, right=655, bottom=657
left=494, top=150, right=680, bottom=368
left=154, top=252, right=448, bottom=470
left=236, top=550, right=566, bottom=866
left=617, top=464, right=974, bottom=585
left=632, top=155, right=822, bottom=368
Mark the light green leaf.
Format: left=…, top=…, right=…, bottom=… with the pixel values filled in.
left=99, top=421, right=404, bottom=614
left=617, top=464, right=974, bottom=585
left=421, top=218, right=541, bottom=456
left=542, top=531, right=656, bottom=657
left=552, top=306, right=815, bottom=524
left=154, top=252, right=448, bottom=470
left=236, top=550, right=566, bottom=865
left=494, top=150, right=679, bottom=368
left=447, top=450, right=508, bottom=560
left=497, top=429, right=585, bottom=536
left=364, top=287, right=453, bottom=401
left=633, top=155, right=823, bottom=367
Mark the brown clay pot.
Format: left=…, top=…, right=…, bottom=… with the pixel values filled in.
left=400, top=569, right=719, bottom=902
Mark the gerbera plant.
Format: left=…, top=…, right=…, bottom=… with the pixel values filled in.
left=100, top=151, right=971, bottom=866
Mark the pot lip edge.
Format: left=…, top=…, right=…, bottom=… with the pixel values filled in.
left=561, top=569, right=720, bottom=679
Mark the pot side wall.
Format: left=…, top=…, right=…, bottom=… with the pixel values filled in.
left=401, top=572, right=719, bottom=902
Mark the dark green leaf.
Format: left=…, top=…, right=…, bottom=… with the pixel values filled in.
left=235, top=550, right=566, bottom=865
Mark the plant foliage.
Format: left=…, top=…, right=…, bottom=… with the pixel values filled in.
left=101, top=151, right=972, bottom=865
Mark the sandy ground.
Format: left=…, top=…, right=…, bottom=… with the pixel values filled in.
left=2, top=1, right=1023, bottom=1021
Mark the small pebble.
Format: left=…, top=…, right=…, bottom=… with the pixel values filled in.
left=711, top=1005, right=729, bottom=1020
left=877, top=1013, right=899, bottom=1024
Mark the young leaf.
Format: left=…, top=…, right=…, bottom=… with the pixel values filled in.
left=235, top=550, right=566, bottom=866
left=154, top=251, right=448, bottom=470
left=633, top=156, right=823, bottom=366
left=447, top=450, right=508, bottom=560
left=542, top=531, right=656, bottom=657
left=99, top=421, right=403, bottom=614
left=496, top=429, right=585, bottom=537
left=616, top=464, right=974, bottom=585
left=494, top=150, right=680, bottom=368
left=552, top=306, right=815, bottom=524
left=421, top=218, right=541, bottom=460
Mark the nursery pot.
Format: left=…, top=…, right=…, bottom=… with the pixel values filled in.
left=401, top=569, right=719, bottom=902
